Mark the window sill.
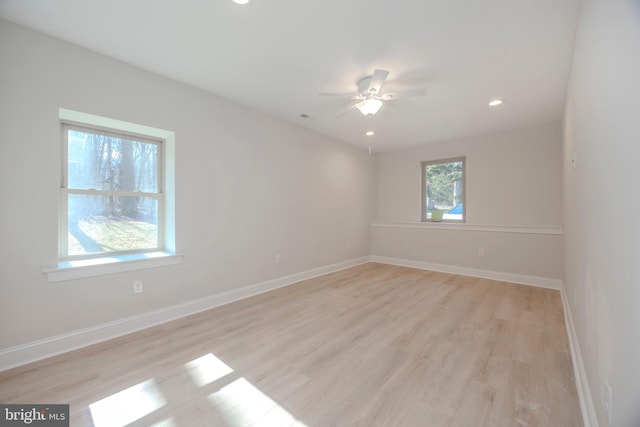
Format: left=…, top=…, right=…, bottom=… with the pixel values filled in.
left=44, top=252, right=183, bottom=283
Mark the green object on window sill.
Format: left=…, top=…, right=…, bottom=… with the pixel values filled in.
left=431, top=209, right=443, bottom=222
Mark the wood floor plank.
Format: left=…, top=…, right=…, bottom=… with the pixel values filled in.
left=0, top=263, right=582, bottom=426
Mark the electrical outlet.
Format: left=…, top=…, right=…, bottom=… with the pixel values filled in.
left=133, top=280, right=143, bottom=294
left=275, top=254, right=281, bottom=264
left=604, top=381, right=612, bottom=426
left=478, top=248, right=485, bottom=257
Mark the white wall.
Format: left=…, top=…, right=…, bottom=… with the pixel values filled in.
left=373, top=122, right=564, bottom=281
left=0, top=21, right=374, bottom=351
left=376, top=122, right=563, bottom=225
left=563, top=0, right=640, bottom=425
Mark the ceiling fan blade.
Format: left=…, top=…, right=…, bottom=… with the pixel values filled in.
left=368, top=69, right=389, bottom=94
left=382, top=88, right=428, bottom=100
left=319, top=92, right=360, bottom=99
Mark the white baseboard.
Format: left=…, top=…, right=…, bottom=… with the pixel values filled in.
left=0, top=256, right=370, bottom=372
left=370, top=255, right=562, bottom=289
left=560, top=285, right=599, bottom=427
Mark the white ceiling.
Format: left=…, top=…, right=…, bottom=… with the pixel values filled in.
left=0, top=0, right=581, bottom=152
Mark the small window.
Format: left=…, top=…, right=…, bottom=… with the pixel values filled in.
left=422, top=157, right=465, bottom=222
left=60, top=123, right=164, bottom=259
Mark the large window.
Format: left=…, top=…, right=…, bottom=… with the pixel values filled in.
left=60, top=123, right=164, bottom=259
left=422, top=157, right=465, bottom=222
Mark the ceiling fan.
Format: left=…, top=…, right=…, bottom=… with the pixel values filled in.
left=320, top=69, right=427, bottom=116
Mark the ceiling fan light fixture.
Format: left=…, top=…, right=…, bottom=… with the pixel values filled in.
left=356, top=99, right=383, bottom=116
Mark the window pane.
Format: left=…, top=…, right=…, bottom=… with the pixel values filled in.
left=425, top=159, right=464, bottom=221
left=68, top=194, right=158, bottom=256
left=67, top=129, right=158, bottom=193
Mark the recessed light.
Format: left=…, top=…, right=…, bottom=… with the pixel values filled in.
left=489, top=99, right=504, bottom=107
left=365, top=131, right=375, bottom=136
left=232, top=0, right=250, bottom=4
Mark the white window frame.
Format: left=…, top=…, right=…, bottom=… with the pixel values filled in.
left=44, top=109, right=180, bottom=283
left=421, top=156, right=466, bottom=223
left=42, top=108, right=183, bottom=283
left=60, top=123, right=165, bottom=260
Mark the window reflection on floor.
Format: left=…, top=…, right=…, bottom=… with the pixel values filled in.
left=89, top=353, right=306, bottom=427
left=89, top=379, right=167, bottom=427
left=149, top=417, right=177, bottom=427
left=184, top=353, right=234, bottom=387
left=209, top=377, right=307, bottom=427
left=87, top=353, right=305, bottom=426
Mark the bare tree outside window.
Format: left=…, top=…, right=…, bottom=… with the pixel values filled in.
left=62, top=125, right=163, bottom=258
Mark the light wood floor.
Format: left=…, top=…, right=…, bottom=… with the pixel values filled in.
left=0, top=263, right=582, bottom=426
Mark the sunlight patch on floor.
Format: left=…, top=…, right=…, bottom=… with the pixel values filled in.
left=150, top=417, right=177, bottom=427
left=89, top=379, right=167, bottom=427
left=184, top=353, right=234, bottom=387
left=209, top=377, right=307, bottom=426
